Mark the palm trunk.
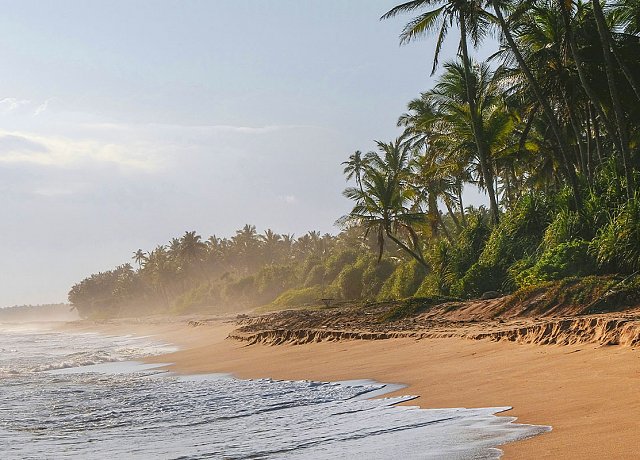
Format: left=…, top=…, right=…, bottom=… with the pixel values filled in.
left=559, top=1, right=623, bottom=164
left=459, top=13, right=500, bottom=224
left=492, top=1, right=581, bottom=206
left=613, top=46, right=640, bottom=102
left=592, top=0, right=634, bottom=198
left=444, top=200, right=462, bottom=232
left=385, top=229, right=428, bottom=269
left=457, top=180, right=466, bottom=224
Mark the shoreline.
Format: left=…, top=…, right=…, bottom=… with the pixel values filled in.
left=62, top=316, right=640, bottom=459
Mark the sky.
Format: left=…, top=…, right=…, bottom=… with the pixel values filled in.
left=0, top=0, right=496, bottom=307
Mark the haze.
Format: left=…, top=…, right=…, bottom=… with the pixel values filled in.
left=0, top=0, right=491, bottom=307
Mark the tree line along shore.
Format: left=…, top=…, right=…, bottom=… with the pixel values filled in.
left=69, top=1, right=640, bottom=319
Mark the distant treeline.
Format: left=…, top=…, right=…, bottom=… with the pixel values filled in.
left=68, top=225, right=414, bottom=318
left=70, top=1, right=640, bottom=318
left=0, top=304, right=77, bottom=322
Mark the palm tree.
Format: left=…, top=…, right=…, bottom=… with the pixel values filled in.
left=425, top=60, right=503, bottom=222
left=382, top=0, right=499, bottom=221
left=590, top=0, right=634, bottom=197
left=132, top=249, right=147, bottom=269
left=341, top=138, right=428, bottom=267
left=179, top=231, right=207, bottom=266
left=342, top=150, right=367, bottom=192
left=490, top=0, right=582, bottom=204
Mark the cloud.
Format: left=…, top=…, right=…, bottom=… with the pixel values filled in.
left=0, top=135, right=49, bottom=154
left=0, top=130, right=161, bottom=171
left=0, top=98, right=31, bottom=113
left=280, top=194, right=297, bottom=204
left=33, top=99, right=52, bottom=117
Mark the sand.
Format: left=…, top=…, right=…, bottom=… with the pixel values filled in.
left=71, top=319, right=640, bottom=459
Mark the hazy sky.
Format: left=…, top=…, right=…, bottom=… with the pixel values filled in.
left=0, top=0, right=495, bottom=307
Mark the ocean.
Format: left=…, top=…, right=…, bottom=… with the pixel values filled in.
left=0, top=323, right=549, bottom=459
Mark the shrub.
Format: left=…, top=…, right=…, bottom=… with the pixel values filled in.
left=416, top=240, right=456, bottom=297
left=271, top=286, right=323, bottom=307
left=361, top=257, right=396, bottom=299
left=515, top=240, right=597, bottom=288
left=450, top=262, right=505, bottom=298
left=591, top=196, right=640, bottom=274
left=377, top=259, right=427, bottom=300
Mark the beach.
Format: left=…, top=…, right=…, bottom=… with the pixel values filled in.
left=74, top=315, right=640, bottom=459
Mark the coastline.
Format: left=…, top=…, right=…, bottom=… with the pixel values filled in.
left=64, top=317, right=640, bottom=459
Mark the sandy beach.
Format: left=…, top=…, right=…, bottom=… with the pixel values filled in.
left=71, top=315, right=640, bottom=460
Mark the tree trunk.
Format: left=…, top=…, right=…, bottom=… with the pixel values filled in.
left=459, top=12, right=500, bottom=224
left=559, top=1, right=623, bottom=167
left=492, top=1, right=581, bottom=206
left=385, top=229, right=429, bottom=269
left=613, top=46, right=640, bottom=102
left=592, top=0, right=634, bottom=198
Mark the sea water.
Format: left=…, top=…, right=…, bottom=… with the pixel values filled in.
left=0, top=323, right=549, bottom=459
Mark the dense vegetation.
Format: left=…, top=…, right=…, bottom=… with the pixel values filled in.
left=69, top=1, right=640, bottom=318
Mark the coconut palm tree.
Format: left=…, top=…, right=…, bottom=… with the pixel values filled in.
left=132, top=249, right=147, bottom=269
left=490, top=0, right=582, bottom=204
left=341, top=138, right=428, bottom=267
left=382, top=1, right=500, bottom=221
left=342, top=150, right=367, bottom=192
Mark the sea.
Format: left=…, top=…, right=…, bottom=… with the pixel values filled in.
left=0, top=322, right=550, bottom=459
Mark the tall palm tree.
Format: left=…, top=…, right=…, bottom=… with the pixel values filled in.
left=382, top=0, right=499, bottom=221
left=490, top=0, right=581, bottom=204
left=591, top=0, right=634, bottom=197
left=132, top=249, right=147, bottom=269
left=341, top=138, right=428, bottom=267
left=342, top=150, right=367, bottom=192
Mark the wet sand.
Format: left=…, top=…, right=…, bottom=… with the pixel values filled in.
left=71, top=319, right=640, bottom=459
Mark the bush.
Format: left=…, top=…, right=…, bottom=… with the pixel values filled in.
left=416, top=240, right=456, bottom=297
left=591, top=196, right=640, bottom=274
left=271, top=286, right=323, bottom=307
left=450, top=262, right=505, bottom=298
left=377, top=259, right=427, bottom=300
left=453, top=193, right=553, bottom=298
left=516, top=240, right=597, bottom=288
left=361, top=257, right=395, bottom=299
left=323, top=249, right=358, bottom=283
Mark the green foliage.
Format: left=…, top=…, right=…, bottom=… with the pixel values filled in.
left=361, top=257, right=396, bottom=299
left=223, top=276, right=256, bottom=301
left=515, top=240, right=597, bottom=288
left=453, top=210, right=491, bottom=274
left=378, top=296, right=457, bottom=322
left=416, top=240, right=456, bottom=296
left=542, top=210, right=587, bottom=250
left=271, top=286, right=323, bottom=308
left=253, top=264, right=298, bottom=301
left=450, top=262, right=505, bottom=298
left=451, top=194, right=553, bottom=298
left=377, top=259, right=427, bottom=300
left=303, top=264, right=325, bottom=287
left=172, top=280, right=222, bottom=314
left=592, top=196, right=640, bottom=273
left=323, top=249, right=359, bottom=283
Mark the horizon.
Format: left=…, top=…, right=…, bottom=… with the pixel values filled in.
left=0, top=1, right=492, bottom=307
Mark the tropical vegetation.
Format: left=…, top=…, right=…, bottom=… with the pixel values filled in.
left=69, top=1, right=640, bottom=318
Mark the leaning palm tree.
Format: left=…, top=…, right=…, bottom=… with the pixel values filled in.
left=340, top=139, right=428, bottom=268
left=490, top=0, right=582, bottom=204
